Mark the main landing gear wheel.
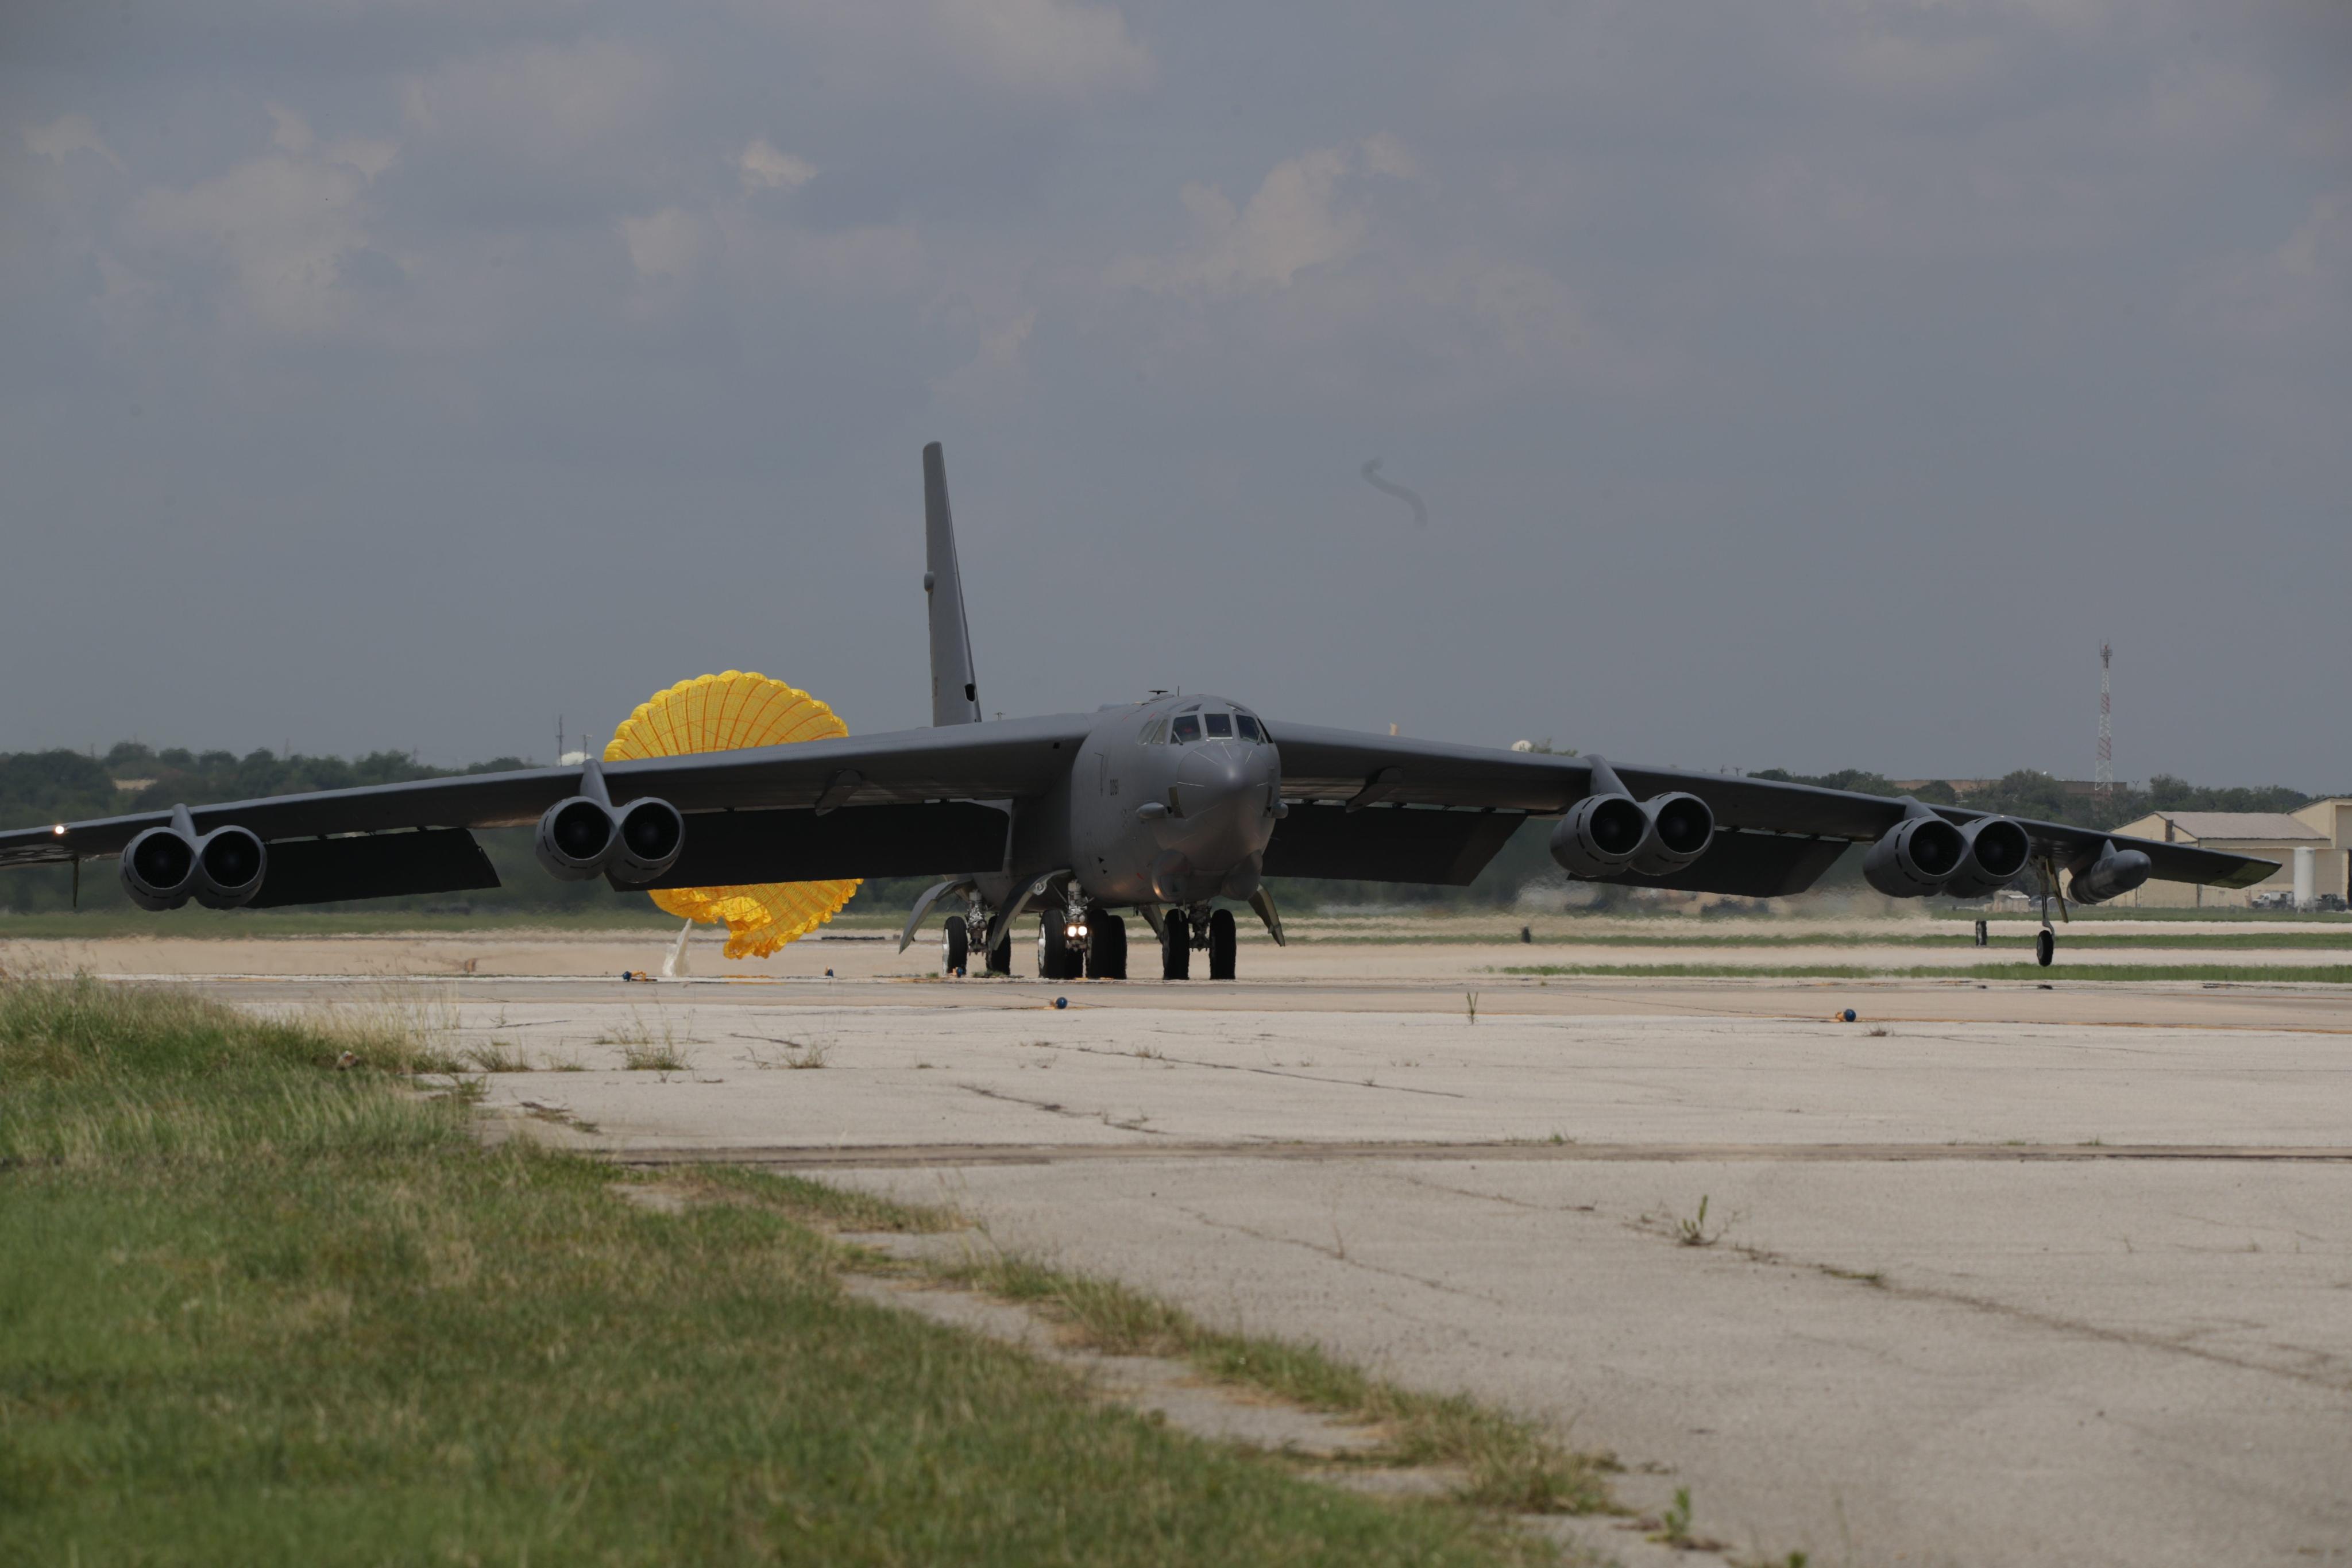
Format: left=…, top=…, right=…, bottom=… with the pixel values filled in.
left=1161, top=910, right=1191, bottom=981
left=1085, top=911, right=1127, bottom=980
left=1208, top=907, right=1238, bottom=981
left=2036, top=928, right=2055, bottom=968
left=1038, top=916, right=1082, bottom=981
left=986, top=928, right=1013, bottom=976
left=942, top=915, right=970, bottom=976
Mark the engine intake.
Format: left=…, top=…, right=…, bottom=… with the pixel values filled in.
left=1627, top=792, right=1715, bottom=877
left=120, top=822, right=270, bottom=910
left=1862, top=815, right=1968, bottom=898
left=2068, top=840, right=2152, bottom=905
left=122, top=826, right=200, bottom=911
left=1942, top=817, right=2032, bottom=899
left=1551, top=792, right=1716, bottom=879
left=536, top=797, right=618, bottom=880
left=1550, top=794, right=1650, bottom=878
left=193, top=827, right=268, bottom=909
left=534, top=794, right=686, bottom=884
left=609, top=797, right=685, bottom=886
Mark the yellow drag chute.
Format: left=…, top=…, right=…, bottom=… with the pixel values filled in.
left=603, top=671, right=858, bottom=959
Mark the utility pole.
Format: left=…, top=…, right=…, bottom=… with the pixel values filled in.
left=2095, top=643, right=2113, bottom=799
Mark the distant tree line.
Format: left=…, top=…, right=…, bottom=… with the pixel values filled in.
left=0, top=742, right=2334, bottom=917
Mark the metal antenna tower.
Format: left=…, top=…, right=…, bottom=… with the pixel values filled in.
left=2095, top=643, right=2112, bottom=797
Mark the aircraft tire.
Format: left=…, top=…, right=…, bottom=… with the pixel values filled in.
left=943, top=915, right=970, bottom=976
left=986, top=926, right=1013, bottom=976
left=1085, top=910, right=1126, bottom=979
left=2036, top=927, right=2055, bottom=968
left=1039, top=916, right=1080, bottom=981
left=1208, top=907, right=1238, bottom=980
left=1161, top=910, right=1191, bottom=980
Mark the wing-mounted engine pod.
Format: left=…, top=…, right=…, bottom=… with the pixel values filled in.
left=1863, top=815, right=1968, bottom=898
left=607, top=797, right=685, bottom=886
left=535, top=797, right=618, bottom=882
left=192, top=827, right=268, bottom=909
left=1626, top=793, right=1715, bottom=877
left=121, top=826, right=202, bottom=911
left=2069, top=840, right=2153, bottom=905
left=1550, top=793, right=1650, bottom=878
left=1942, top=817, right=2033, bottom=899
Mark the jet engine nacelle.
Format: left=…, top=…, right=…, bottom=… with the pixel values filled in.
left=1627, top=791, right=1715, bottom=876
left=1550, top=792, right=1716, bottom=879
left=1861, top=815, right=1968, bottom=898
left=610, top=797, right=685, bottom=886
left=120, top=824, right=269, bottom=911
left=534, top=795, right=684, bottom=885
left=2068, top=841, right=2152, bottom=906
left=1941, top=817, right=2033, bottom=899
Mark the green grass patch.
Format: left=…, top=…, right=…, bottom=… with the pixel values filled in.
left=1495, top=963, right=2352, bottom=983
left=0, top=977, right=1554, bottom=1566
left=943, top=1254, right=1615, bottom=1516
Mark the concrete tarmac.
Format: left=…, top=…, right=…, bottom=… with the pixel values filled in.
left=161, top=965, right=2352, bottom=1566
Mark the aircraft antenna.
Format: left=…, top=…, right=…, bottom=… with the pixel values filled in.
left=2095, top=643, right=2112, bottom=798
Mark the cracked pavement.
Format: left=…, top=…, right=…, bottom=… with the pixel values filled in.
left=200, top=967, right=2352, bottom=1567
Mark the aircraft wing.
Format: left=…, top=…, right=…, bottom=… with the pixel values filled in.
left=1266, top=722, right=2276, bottom=894
left=0, top=713, right=1096, bottom=871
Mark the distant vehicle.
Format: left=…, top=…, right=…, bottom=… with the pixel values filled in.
left=0, top=445, right=2275, bottom=976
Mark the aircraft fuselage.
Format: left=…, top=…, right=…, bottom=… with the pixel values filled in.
left=976, top=693, right=1280, bottom=912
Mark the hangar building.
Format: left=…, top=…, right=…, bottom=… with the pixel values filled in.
left=2110, top=801, right=2352, bottom=908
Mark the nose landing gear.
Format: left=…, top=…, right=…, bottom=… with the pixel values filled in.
left=1160, top=909, right=1191, bottom=980
left=1207, top=907, right=1238, bottom=980
left=1158, top=905, right=1239, bottom=981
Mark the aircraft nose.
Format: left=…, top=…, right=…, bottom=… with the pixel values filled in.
left=1175, top=741, right=1252, bottom=799
left=1173, top=741, right=1275, bottom=838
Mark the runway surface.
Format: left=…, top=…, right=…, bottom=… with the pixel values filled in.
left=156, top=965, right=2352, bottom=1566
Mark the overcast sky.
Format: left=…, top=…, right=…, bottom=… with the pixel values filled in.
left=4, top=1, right=2346, bottom=785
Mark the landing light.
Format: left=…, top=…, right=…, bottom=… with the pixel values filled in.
left=52, top=824, right=66, bottom=835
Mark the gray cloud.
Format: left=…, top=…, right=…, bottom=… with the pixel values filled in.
left=2, top=0, right=2345, bottom=786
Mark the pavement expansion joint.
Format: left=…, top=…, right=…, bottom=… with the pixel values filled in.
left=606, top=1138, right=2352, bottom=1169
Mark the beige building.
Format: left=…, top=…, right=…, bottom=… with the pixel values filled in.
left=2111, top=805, right=2352, bottom=908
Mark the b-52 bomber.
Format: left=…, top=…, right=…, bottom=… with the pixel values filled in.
left=0, top=444, right=2274, bottom=976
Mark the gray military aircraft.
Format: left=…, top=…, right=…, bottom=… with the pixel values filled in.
left=0, top=443, right=2274, bottom=976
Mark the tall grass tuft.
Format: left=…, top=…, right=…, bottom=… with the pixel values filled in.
left=0, top=975, right=1549, bottom=1568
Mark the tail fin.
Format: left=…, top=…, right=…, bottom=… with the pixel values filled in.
left=922, top=442, right=983, bottom=726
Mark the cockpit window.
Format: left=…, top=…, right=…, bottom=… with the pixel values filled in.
left=1234, top=714, right=1261, bottom=741
left=1170, top=713, right=1202, bottom=743
left=1203, top=712, right=1233, bottom=738
left=1140, top=717, right=1168, bottom=744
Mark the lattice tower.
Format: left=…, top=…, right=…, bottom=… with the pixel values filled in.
left=2096, top=642, right=2113, bottom=796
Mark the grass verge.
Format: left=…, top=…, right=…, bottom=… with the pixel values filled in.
left=0, top=975, right=1557, bottom=1567
left=934, top=1253, right=1616, bottom=1516
left=1495, top=962, right=2352, bottom=983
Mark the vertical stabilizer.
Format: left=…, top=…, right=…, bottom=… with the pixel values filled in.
left=922, top=442, right=983, bottom=727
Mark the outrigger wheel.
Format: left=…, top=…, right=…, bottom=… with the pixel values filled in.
left=1161, top=909, right=1191, bottom=980
left=2036, top=927, right=2055, bottom=968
